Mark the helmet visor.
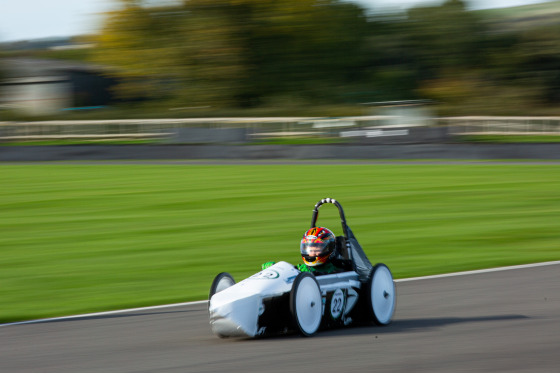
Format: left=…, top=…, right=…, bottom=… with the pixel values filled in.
left=300, top=239, right=329, bottom=260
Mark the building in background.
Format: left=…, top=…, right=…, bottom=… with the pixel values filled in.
left=0, top=58, right=116, bottom=115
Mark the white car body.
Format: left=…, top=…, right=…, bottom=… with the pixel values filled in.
left=209, top=261, right=361, bottom=338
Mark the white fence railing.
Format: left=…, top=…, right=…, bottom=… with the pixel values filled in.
left=441, top=116, right=560, bottom=135
left=0, top=116, right=393, bottom=141
left=1, top=116, right=560, bottom=141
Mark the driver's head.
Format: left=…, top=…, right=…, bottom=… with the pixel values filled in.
left=300, top=227, right=336, bottom=266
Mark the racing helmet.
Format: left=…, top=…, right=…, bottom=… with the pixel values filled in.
left=300, top=227, right=336, bottom=267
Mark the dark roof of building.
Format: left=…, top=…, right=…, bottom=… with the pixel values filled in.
left=2, top=57, right=110, bottom=79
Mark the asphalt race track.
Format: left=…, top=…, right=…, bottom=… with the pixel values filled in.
left=1, top=262, right=559, bottom=372
left=2, top=143, right=560, bottom=161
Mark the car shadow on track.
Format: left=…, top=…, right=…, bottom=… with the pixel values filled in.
left=315, top=314, right=530, bottom=338
left=239, top=314, right=529, bottom=341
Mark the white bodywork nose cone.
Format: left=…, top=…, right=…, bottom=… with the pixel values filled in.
left=209, top=295, right=261, bottom=337
left=209, top=262, right=298, bottom=338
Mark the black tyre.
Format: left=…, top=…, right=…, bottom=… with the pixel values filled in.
left=209, top=272, right=235, bottom=300
left=365, top=264, right=396, bottom=325
left=290, top=272, right=323, bottom=337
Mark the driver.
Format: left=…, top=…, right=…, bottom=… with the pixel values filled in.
left=262, top=227, right=344, bottom=274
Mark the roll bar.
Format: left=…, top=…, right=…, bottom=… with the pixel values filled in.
left=310, top=197, right=350, bottom=240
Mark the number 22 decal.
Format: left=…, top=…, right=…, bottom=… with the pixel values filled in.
left=330, top=289, right=345, bottom=319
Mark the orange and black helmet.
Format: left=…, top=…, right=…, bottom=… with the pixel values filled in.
left=300, top=227, right=336, bottom=266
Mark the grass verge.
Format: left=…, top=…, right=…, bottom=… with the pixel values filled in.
left=1, top=164, right=559, bottom=323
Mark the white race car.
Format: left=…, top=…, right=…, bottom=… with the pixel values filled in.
left=208, top=198, right=396, bottom=338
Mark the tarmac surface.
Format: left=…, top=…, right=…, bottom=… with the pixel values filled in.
left=1, top=262, right=559, bottom=372
left=2, top=143, right=560, bottom=161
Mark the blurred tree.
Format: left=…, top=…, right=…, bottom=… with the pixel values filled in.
left=236, top=0, right=369, bottom=104
left=354, top=0, right=490, bottom=104
left=89, top=0, right=560, bottom=114
left=357, top=19, right=420, bottom=101
left=512, top=24, right=560, bottom=104
left=169, top=3, right=248, bottom=107
left=92, top=0, right=369, bottom=107
left=0, top=57, right=5, bottom=83
left=404, top=0, right=487, bottom=81
left=92, top=0, right=247, bottom=106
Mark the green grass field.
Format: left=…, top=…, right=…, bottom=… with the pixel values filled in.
left=1, top=163, right=559, bottom=323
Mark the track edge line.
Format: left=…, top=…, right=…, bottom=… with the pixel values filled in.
left=2, top=260, right=559, bottom=327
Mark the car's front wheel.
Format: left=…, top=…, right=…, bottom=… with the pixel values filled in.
left=209, top=272, right=235, bottom=300
left=290, top=272, right=322, bottom=336
left=365, top=264, right=396, bottom=325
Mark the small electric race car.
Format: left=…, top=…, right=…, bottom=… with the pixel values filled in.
left=208, top=198, right=396, bottom=338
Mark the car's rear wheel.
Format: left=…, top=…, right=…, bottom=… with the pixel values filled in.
left=290, top=272, right=322, bottom=337
left=366, top=264, right=396, bottom=325
left=209, top=272, right=235, bottom=299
